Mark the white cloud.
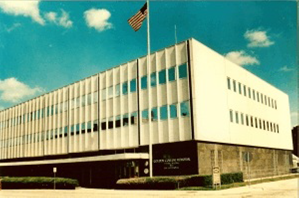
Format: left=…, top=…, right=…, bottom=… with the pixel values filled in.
left=0, top=78, right=44, bottom=103
left=0, top=1, right=44, bottom=25
left=244, top=29, right=274, bottom=48
left=225, top=50, right=260, bottom=66
left=45, top=11, right=57, bottom=22
left=59, top=10, right=73, bottom=28
left=279, top=65, right=293, bottom=72
left=45, top=10, right=73, bottom=28
left=6, top=23, right=21, bottom=32
left=0, top=106, right=4, bottom=111
left=84, top=8, right=112, bottom=32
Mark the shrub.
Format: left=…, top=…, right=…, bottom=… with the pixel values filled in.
left=116, top=175, right=213, bottom=189
left=184, top=175, right=212, bottom=187
left=116, top=172, right=243, bottom=189
left=220, top=172, right=243, bottom=185
left=1, top=177, right=79, bottom=189
left=116, top=176, right=180, bottom=189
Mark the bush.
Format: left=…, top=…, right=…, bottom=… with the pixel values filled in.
left=221, top=172, right=243, bottom=185
left=1, top=177, right=79, bottom=189
left=116, top=176, right=181, bottom=189
left=184, top=175, right=212, bottom=187
left=116, top=175, right=213, bottom=189
left=116, top=172, right=243, bottom=189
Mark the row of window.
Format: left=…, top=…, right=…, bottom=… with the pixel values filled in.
left=101, top=101, right=190, bottom=130
left=229, top=110, right=280, bottom=133
left=0, top=64, right=189, bottom=131
left=227, top=77, right=277, bottom=109
left=0, top=121, right=99, bottom=148
left=102, top=63, right=188, bottom=100
left=70, top=92, right=98, bottom=109
left=0, top=92, right=99, bottom=130
left=0, top=101, right=191, bottom=147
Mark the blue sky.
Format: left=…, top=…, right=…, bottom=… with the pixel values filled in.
left=0, top=1, right=297, bottom=126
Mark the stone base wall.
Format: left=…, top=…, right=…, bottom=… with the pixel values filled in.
left=197, top=142, right=293, bottom=179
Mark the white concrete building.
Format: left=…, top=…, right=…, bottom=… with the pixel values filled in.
left=0, top=39, right=293, bottom=187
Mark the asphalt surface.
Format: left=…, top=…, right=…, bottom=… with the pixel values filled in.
left=0, top=178, right=298, bottom=198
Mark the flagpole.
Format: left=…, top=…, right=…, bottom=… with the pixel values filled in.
left=147, top=0, right=153, bottom=178
left=175, top=24, right=177, bottom=44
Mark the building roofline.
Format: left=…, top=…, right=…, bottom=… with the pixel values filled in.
left=0, top=37, right=288, bottom=113
left=189, top=38, right=289, bottom=96
left=0, top=39, right=191, bottom=113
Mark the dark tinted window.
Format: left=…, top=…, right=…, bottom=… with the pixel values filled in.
left=130, top=79, right=136, bottom=92
left=159, top=70, right=166, bottom=84
left=115, top=115, right=121, bottom=128
left=151, top=107, right=158, bottom=121
left=141, top=76, right=147, bottom=89
left=179, top=63, right=187, bottom=78
left=170, top=104, right=177, bottom=118
left=122, top=82, right=128, bottom=95
left=168, top=67, right=176, bottom=82
left=160, top=106, right=168, bottom=120
left=150, top=72, right=157, bottom=87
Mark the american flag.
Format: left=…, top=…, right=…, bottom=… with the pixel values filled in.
left=128, top=3, right=148, bottom=32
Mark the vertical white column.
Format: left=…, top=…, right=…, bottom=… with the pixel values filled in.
left=174, top=44, right=182, bottom=141
left=165, top=48, right=171, bottom=143
left=112, top=68, right=116, bottom=149
left=12, top=108, right=15, bottom=158
left=54, top=92, right=58, bottom=155
left=61, top=88, right=65, bottom=154
left=32, top=101, right=34, bottom=157
left=39, top=97, right=42, bottom=156
left=31, top=100, right=35, bottom=157
left=119, top=66, right=124, bottom=148
left=6, top=109, right=9, bottom=159
left=74, top=84, right=78, bottom=152
left=3, top=110, right=7, bottom=159
left=98, top=73, right=102, bottom=150
left=49, top=93, right=53, bottom=155
left=12, top=107, right=16, bottom=158
left=23, top=103, right=27, bottom=157
left=5, top=110, right=8, bottom=159
left=79, top=81, right=82, bottom=152
left=8, top=108, right=11, bottom=159
left=155, top=52, right=161, bottom=145
left=57, top=91, right=61, bottom=155
left=128, top=63, right=132, bottom=147
left=44, top=95, right=48, bottom=155
left=69, top=85, right=73, bottom=153
left=29, top=101, right=32, bottom=157
left=124, top=64, right=129, bottom=148
left=84, top=79, right=88, bottom=151
left=104, top=71, right=109, bottom=149
left=0, top=112, right=3, bottom=159
left=35, top=99, right=38, bottom=157
left=19, top=105, right=22, bottom=158
left=91, top=77, right=94, bottom=149
left=96, top=74, right=100, bottom=151
left=0, top=111, right=2, bottom=159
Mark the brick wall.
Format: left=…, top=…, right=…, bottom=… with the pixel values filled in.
left=197, top=142, right=292, bottom=179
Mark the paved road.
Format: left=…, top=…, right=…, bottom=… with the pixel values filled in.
left=0, top=178, right=298, bottom=198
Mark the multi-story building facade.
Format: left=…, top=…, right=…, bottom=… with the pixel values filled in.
left=0, top=39, right=293, bottom=187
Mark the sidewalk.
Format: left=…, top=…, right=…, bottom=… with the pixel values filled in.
left=0, top=177, right=298, bottom=198
left=243, top=173, right=299, bottom=182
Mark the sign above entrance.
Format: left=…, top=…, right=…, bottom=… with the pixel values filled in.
left=153, top=142, right=198, bottom=176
